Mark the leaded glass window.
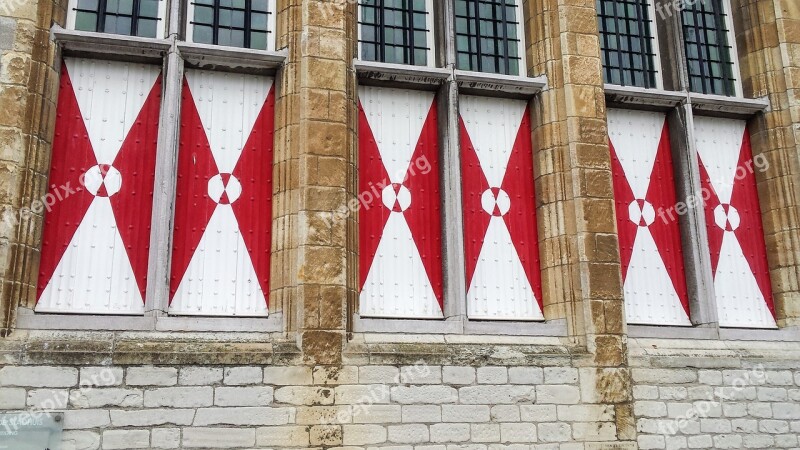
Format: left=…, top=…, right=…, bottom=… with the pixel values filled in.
left=359, top=0, right=432, bottom=66
left=454, top=0, right=523, bottom=76
left=190, top=0, right=273, bottom=50
left=596, top=0, right=659, bottom=88
left=681, top=0, right=737, bottom=96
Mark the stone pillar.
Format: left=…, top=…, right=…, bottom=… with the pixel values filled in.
left=734, top=0, right=800, bottom=327
left=524, top=0, right=635, bottom=442
left=0, top=0, right=65, bottom=335
left=272, top=0, right=357, bottom=364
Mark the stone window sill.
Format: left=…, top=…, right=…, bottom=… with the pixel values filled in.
left=629, top=324, right=799, bottom=342
left=15, top=308, right=283, bottom=333
left=52, top=26, right=171, bottom=61
left=604, top=83, right=770, bottom=118
left=454, top=70, right=547, bottom=97
left=354, top=59, right=452, bottom=89
left=353, top=315, right=568, bottom=337
left=52, top=26, right=289, bottom=73
left=689, top=92, right=770, bottom=117
left=178, top=41, right=287, bottom=72
left=354, top=59, right=548, bottom=97
left=604, top=84, right=686, bottom=110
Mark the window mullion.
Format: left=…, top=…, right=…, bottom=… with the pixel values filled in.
left=245, top=0, right=252, bottom=50
left=98, top=0, right=108, bottom=34
left=499, top=1, right=509, bottom=75
left=131, top=0, right=141, bottom=37
left=405, top=0, right=413, bottom=65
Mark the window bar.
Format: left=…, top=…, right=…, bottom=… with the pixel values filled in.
left=378, top=0, right=386, bottom=63
left=131, top=0, right=141, bottom=36
left=599, top=0, right=613, bottom=84
left=642, top=1, right=655, bottom=87
left=212, top=0, right=220, bottom=45
left=634, top=1, right=646, bottom=86
left=96, top=0, right=108, bottom=34
left=473, top=1, right=484, bottom=73
left=500, top=1, right=510, bottom=75
left=714, top=2, right=735, bottom=95
left=611, top=1, right=624, bottom=84
left=405, top=0, right=413, bottom=65
left=694, top=4, right=710, bottom=93
left=245, top=0, right=252, bottom=48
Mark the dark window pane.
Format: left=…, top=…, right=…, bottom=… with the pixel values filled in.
left=193, top=24, right=214, bottom=44
left=251, top=12, right=268, bottom=30
left=78, top=0, right=99, bottom=9
left=137, top=18, right=158, bottom=37
left=358, top=0, right=431, bottom=66
left=454, top=0, right=522, bottom=75
left=117, top=0, right=134, bottom=14
left=74, top=11, right=97, bottom=31
left=140, top=0, right=159, bottom=16
left=105, top=16, right=131, bottom=35
left=596, top=0, right=658, bottom=88
left=194, top=5, right=213, bottom=24
left=189, top=0, right=274, bottom=49
left=251, top=31, right=268, bottom=50
left=681, top=0, right=736, bottom=95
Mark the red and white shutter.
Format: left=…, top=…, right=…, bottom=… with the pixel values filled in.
left=358, top=86, right=444, bottom=319
left=695, top=116, right=776, bottom=328
left=37, top=58, right=161, bottom=314
left=608, top=109, right=691, bottom=326
left=460, top=96, right=543, bottom=321
left=169, top=70, right=274, bottom=317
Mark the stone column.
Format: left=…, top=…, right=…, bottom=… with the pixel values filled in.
left=524, top=0, right=635, bottom=441
left=272, top=0, right=358, bottom=364
left=734, top=0, right=800, bottom=327
left=0, top=0, right=65, bottom=335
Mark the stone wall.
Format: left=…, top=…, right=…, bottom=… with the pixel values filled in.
left=2, top=334, right=800, bottom=449
left=0, top=331, right=622, bottom=450
left=0, top=364, right=587, bottom=449
left=630, top=339, right=800, bottom=450
left=0, top=0, right=65, bottom=335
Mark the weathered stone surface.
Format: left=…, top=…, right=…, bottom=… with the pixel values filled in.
left=182, top=427, right=255, bottom=448
left=0, top=2, right=796, bottom=450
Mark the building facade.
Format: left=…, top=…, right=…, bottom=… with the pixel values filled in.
left=0, top=0, right=799, bottom=448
